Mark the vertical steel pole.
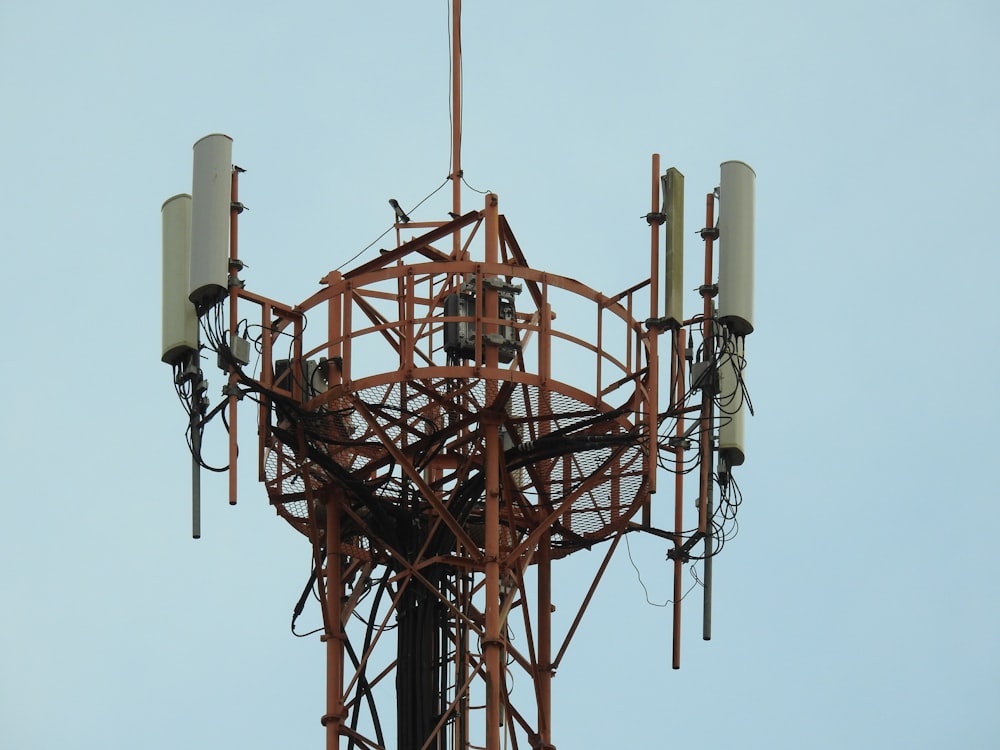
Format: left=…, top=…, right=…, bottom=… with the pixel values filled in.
left=698, top=193, right=715, bottom=536
left=672, top=328, right=686, bottom=669
left=484, top=414, right=503, bottom=750
left=191, top=383, right=202, bottom=539
left=257, top=302, right=271, bottom=483
left=324, top=500, right=345, bottom=750
left=703, top=451, right=714, bottom=641
left=457, top=571, right=470, bottom=750
left=703, top=303, right=716, bottom=642
left=482, top=189, right=503, bottom=750
left=451, top=0, right=462, bottom=257
left=700, top=193, right=717, bottom=641
left=645, top=154, right=661, bottom=513
left=227, top=168, right=240, bottom=505
left=327, top=272, right=343, bottom=388
left=649, top=153, right=660, bottom=322
left=538, top=532, right=553, bottom=749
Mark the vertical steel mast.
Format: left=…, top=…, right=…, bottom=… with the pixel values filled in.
left=451, top=0, right=462, bottom=249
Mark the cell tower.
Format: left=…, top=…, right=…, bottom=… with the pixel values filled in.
left=161, top=6, right=755, bottom=750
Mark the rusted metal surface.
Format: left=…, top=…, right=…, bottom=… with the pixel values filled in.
left=164, top=8, right=752, bottom=742
left=229, top=190, right=663, bottom=749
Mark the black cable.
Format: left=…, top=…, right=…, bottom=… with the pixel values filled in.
left=291, top=563, right=319, bottom=636
left=184, top=423, right=229, bottom=473
left=410, top=177, right=450, bottom=216
left=460, top=174, right=491, bottom=195
left=624, top=533, right=701, bottom=607
left=334, top=178, right=450, bottom=273
left=334, top=226, right=395, bottom=272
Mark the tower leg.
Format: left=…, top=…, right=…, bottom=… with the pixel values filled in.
left=324, top=499, right=345, bottom=750
left=484, top=415, right=503, bottom=750
left=537, top=532, right=553, bottom=749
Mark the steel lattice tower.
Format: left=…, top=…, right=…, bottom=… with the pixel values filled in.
left=161, top=6, right=755, bottom=749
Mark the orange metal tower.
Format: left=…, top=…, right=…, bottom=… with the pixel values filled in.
left=161, top=6, right=754, bottom=750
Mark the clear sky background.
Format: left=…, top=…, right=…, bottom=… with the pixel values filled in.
left=2, top=1, right=998, bottom=748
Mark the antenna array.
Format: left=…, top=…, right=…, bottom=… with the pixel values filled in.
left=160, top=9, right=756, bottom=750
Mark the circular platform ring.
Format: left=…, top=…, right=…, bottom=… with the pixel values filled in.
left=263, top=374, right=649, bottom=556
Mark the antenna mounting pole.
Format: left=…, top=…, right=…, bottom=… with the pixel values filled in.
left=451, top=0, right=462, bottom=256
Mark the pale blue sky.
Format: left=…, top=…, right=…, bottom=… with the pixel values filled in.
left=2, top=1, right=998, bottom=748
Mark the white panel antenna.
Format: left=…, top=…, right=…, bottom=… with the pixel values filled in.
left=161, top=193, right=197, bottom=364
left=661, top=167, right=684, bottom=328
left=189, top=133, right=233, bottom=309
left=717, top=160, right=755, bottom=335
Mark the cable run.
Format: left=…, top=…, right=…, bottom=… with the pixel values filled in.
left=334, top=178, right=451, bottom=272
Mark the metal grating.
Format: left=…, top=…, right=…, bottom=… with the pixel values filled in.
left=263, top=377, right=648, bottom=554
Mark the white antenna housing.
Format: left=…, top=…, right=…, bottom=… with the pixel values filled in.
left=661, top=167, right=684, bottom=328
left=718, top=335, right=745, bottom=466
left=717, top=160, right=755, bottom=335
left=161, top=193, right=198, bottom=364
left=189, top=133, right=233, bottom=309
